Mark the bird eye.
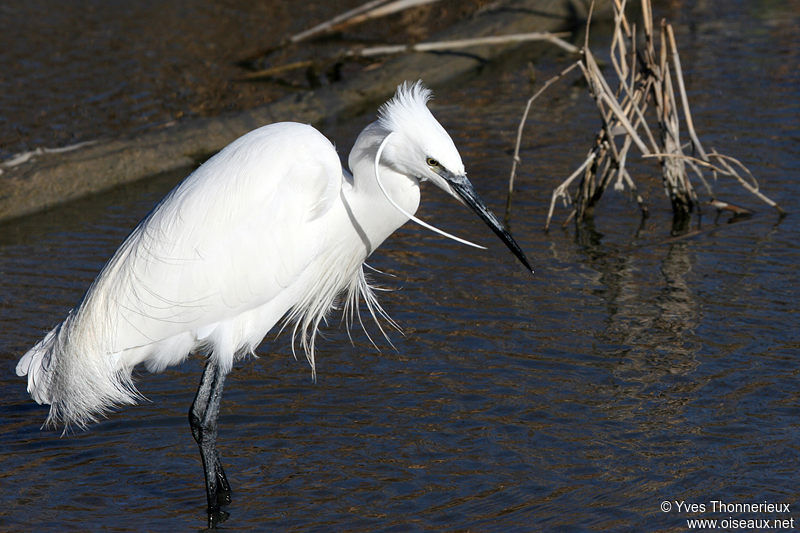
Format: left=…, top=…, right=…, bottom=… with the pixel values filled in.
left=426, top=157, right=440, bottom=168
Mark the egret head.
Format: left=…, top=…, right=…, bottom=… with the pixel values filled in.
left=373, top=81, right=533, bottom=273
left=376, top=81, right=465, bottom=194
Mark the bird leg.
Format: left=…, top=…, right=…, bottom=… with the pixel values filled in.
left=189, top=360, right=231, bottom=526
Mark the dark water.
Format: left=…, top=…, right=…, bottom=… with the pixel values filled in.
left=0, top=0, right=481, bottom=161
left=2, top=1, right=799, bottom=531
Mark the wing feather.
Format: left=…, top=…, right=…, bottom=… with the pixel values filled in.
left=93, top=122, right=342, bottom=358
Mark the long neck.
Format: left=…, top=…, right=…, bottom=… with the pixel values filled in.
left=344, top=123, right=421, bottom=256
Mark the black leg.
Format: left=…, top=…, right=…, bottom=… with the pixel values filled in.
left=189, top=360, right=231, bottom=527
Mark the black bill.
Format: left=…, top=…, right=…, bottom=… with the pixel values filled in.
left=446, top=173, right=534, bottom=273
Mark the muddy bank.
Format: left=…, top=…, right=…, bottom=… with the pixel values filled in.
left=0, top=0, right=606, bottom=223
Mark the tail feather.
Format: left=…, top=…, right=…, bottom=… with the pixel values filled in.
left=16, top=310, right=142, bottom=431
left=16, top=327, right=57, bottom=406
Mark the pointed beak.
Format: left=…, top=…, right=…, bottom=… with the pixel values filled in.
left=444, top=172, right=534, bottom=273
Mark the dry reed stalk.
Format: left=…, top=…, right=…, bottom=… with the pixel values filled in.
left=508, top=0, right=784, bottom=231
left=508, top=62, right=581, bottom=194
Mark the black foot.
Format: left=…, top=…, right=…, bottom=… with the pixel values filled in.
left=215, top=485, right=232, bottom=507
left=207, top=507, right=230, bottom=529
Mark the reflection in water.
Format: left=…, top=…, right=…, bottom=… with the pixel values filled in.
left=575, top=221, right=701, bottom=408
left=1, top=1, right=799, bottom=530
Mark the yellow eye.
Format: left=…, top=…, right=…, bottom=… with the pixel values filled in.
left=426, top=157, right=440, bottom=168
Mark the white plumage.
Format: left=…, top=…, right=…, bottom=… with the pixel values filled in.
left=16, top=81, right=531, bottom=521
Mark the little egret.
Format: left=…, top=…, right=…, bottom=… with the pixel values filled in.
left=17, top=81, right=532, bottom=525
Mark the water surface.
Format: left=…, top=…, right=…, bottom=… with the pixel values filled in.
left=1, top=1, right=799, bottom=531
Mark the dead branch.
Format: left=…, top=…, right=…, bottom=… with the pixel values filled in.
left=290, top=0, right=441, bottom=45
left=240, top=0, right=443, bottom=65
left=346, top=31, right=580, bottom=57
left=243, top=32, right=579, bottom=83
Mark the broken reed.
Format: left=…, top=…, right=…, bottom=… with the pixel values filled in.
left=508, top=0, right=784, bottom=231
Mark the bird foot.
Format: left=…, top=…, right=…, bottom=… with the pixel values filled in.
left=216, top=487, right=232, bottom=507
left=206, top=507, right=230, bottom=529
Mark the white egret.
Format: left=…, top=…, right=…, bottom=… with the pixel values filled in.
left=16, top=81, right=532, bottom=525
